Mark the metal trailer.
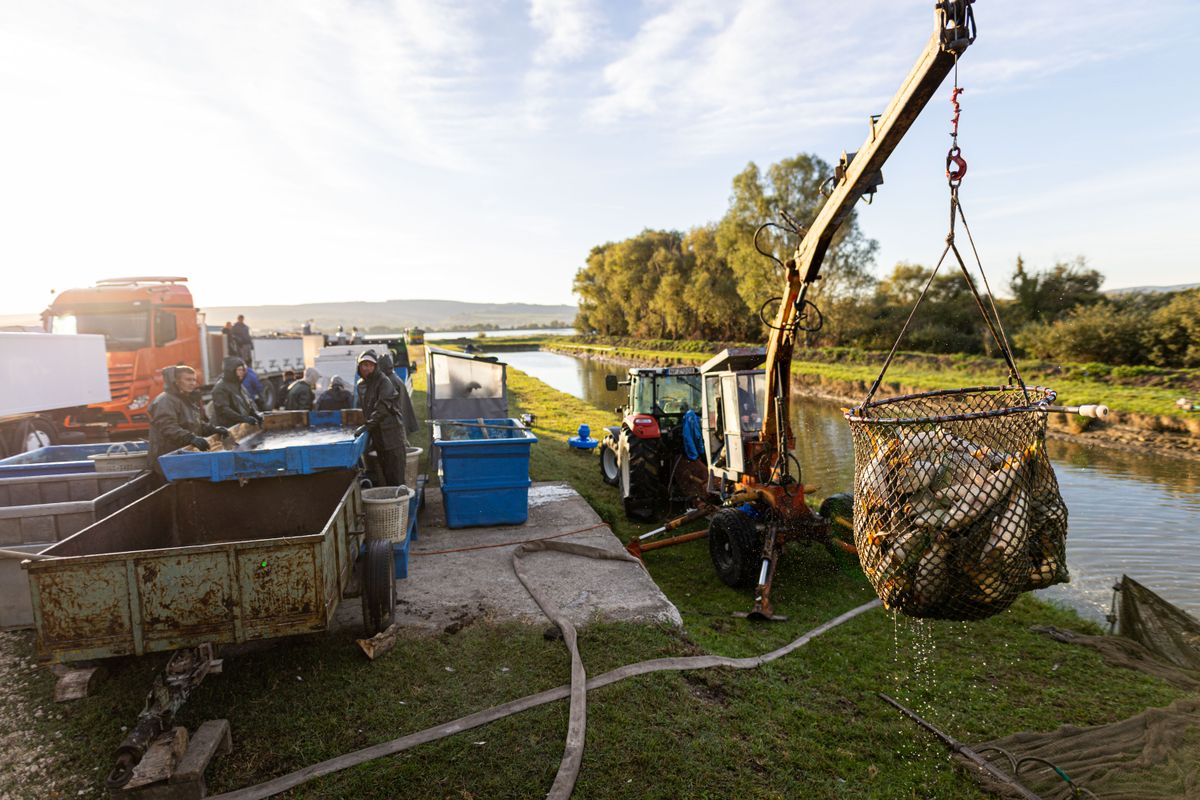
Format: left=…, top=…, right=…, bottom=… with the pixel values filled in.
left=0, top=470, right=153, bottom=628
left=23, top=469, right=382, bottom=663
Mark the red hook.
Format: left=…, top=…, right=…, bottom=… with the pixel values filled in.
left=946, top=145, right=967, bottom=186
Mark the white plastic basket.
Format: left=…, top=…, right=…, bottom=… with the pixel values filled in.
left=361, top=485, right=415, bottom=544
left=87, top=442, right=150, bottom=473
left=406, top=446, right=423, bottom=483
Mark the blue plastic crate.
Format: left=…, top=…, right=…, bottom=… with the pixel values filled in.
left=159, top=413, right=368, bottom=482
left=433, top=418, right=536, bottom=528
left=0, top=442, right=149, bottom=477
left=441, top=481, right=531, bottom=528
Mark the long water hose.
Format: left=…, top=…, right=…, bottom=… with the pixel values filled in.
left=210, top=538, right=882, bottom=800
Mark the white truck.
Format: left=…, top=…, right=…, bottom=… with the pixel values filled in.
left=0, top=332, right=112, bottom=457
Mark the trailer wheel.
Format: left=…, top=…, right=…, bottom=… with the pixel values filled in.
left=261, top=378, right=280, bottom=411
left=598, top=436, right=619, bottom=486
left=361, top=539, right=396, bottom=636
left=708, top=508, right=762, bottom=588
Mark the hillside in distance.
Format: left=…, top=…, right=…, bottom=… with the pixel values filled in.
left=203, top=299, right=577, bottom=333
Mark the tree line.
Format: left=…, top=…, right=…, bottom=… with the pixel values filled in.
left=573, top=152, right=1200, bottom=368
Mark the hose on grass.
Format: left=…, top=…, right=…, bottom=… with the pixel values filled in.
left=209, top=540, right=882, bottom=800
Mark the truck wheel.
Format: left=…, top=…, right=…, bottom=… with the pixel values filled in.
left=619, top=426, right=660, bottom=521
left=261, top=378, right=280, bottom=411
left=708, top=508, right=762, bottom=588
left=12, top=418, right=56, bottom=454
left=599, top=435, right=619, bottom=486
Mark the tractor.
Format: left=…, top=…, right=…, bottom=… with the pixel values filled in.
left=597, top=366, right=707, bottom=521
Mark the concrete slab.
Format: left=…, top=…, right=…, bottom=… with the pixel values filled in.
left=336, top=482, right=681, bottom=634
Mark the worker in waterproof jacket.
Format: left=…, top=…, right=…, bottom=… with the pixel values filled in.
left=148, top=366, right=228, bottom=476
left=230, top=315, right=254, bottom=364
left=354, top=350, right=409, bottom=486
left=378, top=351, right=419, bottom=434
left=284, top=367, right=320, bottom=411
left=212, top=356, right=263, bottom=428
left=314, top=375, right=353, bottom=411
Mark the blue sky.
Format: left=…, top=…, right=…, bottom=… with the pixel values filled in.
left=1, top=1, right=1197, bottom=317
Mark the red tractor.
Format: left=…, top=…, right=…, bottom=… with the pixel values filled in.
left=598, top=367, right=707, bottom=521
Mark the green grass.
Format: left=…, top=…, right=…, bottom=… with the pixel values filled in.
left=1, top=365, right=1185, bottom=800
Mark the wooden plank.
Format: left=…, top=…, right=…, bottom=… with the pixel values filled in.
left=124, top=727, right=189, bottom=790
left=171, top=719, right=232, bottom=785
left=53, top=666, right=103, bottom=702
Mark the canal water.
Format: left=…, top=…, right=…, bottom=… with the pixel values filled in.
left=500, top=349, right=1200, bottom=621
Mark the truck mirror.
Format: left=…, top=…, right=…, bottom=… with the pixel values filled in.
left=605, top=375, right=619, bottom=392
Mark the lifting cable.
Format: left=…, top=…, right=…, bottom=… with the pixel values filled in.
left=863, top=56, right=1027, bottom=406
left=209, top=534, right=881, bottom=800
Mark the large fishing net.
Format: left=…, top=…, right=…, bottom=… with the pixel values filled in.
left=845, top=385, right=1069, bottom=620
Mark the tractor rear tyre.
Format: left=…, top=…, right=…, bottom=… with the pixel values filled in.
left=619, top=426, right=660, bottom=521
left=708, top=508, right=762, bottom=588
left=599, top=435, right=619, bottom=486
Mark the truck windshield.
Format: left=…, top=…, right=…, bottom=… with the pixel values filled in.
left=51, top=312, right=149, bottom=351
left=632, top=374, right=702, bottom=415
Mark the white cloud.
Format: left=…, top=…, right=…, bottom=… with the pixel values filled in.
left=521, top=0, right=605, bottom=131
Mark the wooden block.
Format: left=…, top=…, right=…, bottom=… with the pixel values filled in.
left=125, top=727, right=189, bottom=790
left=171, top=719, right=232, bottom=785
left=53, top=666, right=103, bottom=702
left=342, top=408, right=365, bottom=427
left=261, top=411, right=307, bottom=431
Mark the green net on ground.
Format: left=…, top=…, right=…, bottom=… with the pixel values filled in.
left=845, top=385, right=1068, bottom=620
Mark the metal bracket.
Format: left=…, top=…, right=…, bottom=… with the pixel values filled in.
left=937, top=0, right=976, bottom=54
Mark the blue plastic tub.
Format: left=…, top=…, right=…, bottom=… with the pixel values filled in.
left=0, top=442, right=149, bottom=477
left=159, top=413, right=368, bottom=482
left=433, top=418, right=536, bottom=529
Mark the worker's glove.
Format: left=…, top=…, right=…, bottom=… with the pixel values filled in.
left=243, top=415, right=260, bottom=426
left=253, top=414, right=264, bottom=426
left=354, top=425, right=369, bottom=438
left=190, top=436, right=210, bottom=452
left=213, top=426, right=231, bottom=438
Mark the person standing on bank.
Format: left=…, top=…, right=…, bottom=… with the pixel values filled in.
left=231, top=315, right=254, bottom=364
left=212, top=356, right=263, bottom=428
left=148, top=366, right=228, bottom=476
left=284, top=367, right=320, bottom=411
left=354, top=350, right=407, bottom=487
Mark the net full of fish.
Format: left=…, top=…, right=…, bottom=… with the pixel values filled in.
left=845, top=387, right=1068, bottom=621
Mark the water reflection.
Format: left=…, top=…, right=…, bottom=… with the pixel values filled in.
left=506, top=349, right=1200, bottom=619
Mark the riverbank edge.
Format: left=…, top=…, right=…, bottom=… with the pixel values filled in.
left=538, top=343, right=1200, bottom=462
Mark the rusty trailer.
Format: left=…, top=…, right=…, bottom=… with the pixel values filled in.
left=24, top=469, right=367, bottom=662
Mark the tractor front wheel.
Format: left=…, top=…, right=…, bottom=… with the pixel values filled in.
left=599, top=435, right=619, bottom=486
left=619, top=427, right=660, bottom=521
left=708, top=508, right=762, bottom=588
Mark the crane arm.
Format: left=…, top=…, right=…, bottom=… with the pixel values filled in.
left=759, top=2, right=976, bottom=470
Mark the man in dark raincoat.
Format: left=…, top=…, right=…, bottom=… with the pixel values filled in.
left=148, top=366, right=228, bottom=476
left=315, top=375, right=354, bottom=411
left=230, top=315, right=254, bottom=364
left=354, top=350, right=409, bottom=487
left=212, top=356, right=263, bottom=428
left=284, top=367, right=320, bottom=411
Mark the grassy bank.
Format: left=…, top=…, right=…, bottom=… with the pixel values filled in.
left=0, top=367, right=1185, bottom=799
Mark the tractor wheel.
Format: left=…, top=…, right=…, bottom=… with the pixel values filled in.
left=619, top=426, right=660, bottom=521
left=599, top=435, right=619, bottom=486
left=708, top=508, right=762, bottom=588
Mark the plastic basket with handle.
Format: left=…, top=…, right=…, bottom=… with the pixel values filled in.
left=845, top=385, right=1068, bottom=621
left=87, top=442, right=150, bottom=473
left=362, top=485, right=415, bottom=544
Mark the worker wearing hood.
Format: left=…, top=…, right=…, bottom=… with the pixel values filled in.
left=148, top=365, right=228, bottom=476
left=377, top=352, right=419, bottom=434
left=354, top=350, right=407, bottom=486
left=284, top=367, right=321, bottom=411
left=212, top=357, right=263, bottom=428
left=315, top=375, right=353, bottom=411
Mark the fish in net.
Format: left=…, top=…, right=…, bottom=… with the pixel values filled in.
left=845, top=385, right=1068, bottom=621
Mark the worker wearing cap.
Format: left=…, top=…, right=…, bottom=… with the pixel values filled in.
left=354, top=350, right=407, bottom=487
left=148, top=366, right=228, bottom=477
